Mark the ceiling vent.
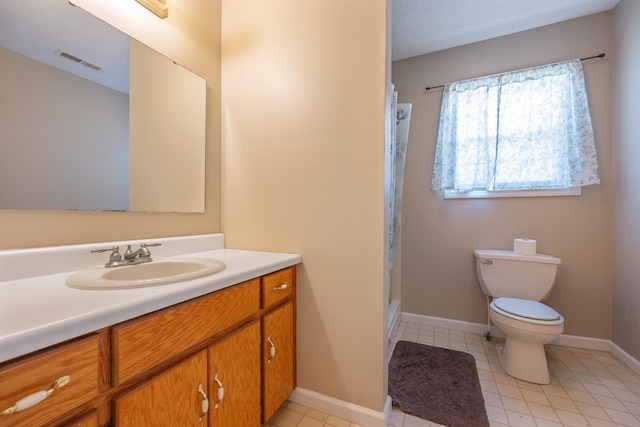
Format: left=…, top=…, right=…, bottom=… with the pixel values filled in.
left=56, top=50, right=102, bottom=71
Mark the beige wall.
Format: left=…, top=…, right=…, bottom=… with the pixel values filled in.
left=0, top=0, right=221, bottom=249
left=613, top=0, right=640, bottom=360
left=222, top=0, right=389, bottom=412
left=392, top=13, right=614, bottom=339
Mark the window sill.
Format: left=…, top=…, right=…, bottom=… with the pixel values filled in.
left=443, top=187, right=581, bottom=199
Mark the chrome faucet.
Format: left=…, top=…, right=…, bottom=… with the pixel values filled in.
left=91, top=243, right=162, bottom=268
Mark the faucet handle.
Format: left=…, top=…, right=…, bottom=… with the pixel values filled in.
left=91, top=246, right=122, bottom=264
left=91, top=246, right=119, bottom=254
left=141, top=243, right=162, bottom=248
left=139, top=242, right=161, bottom=258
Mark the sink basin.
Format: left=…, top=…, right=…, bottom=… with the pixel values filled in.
left=66, top=257, right=226, bottom=290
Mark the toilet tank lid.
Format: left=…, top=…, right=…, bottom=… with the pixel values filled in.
left=474, top=249, right=561, bottom=264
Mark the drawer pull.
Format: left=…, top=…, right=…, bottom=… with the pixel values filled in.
left=1, top=375, right=71, bottom=415
left=267, top=336, right=276, bottom=363
left=213, top=373, right=224, bottom=409
left=272, top=283, right=288, bottom=291
left=197, top=384, right=209, bottom=423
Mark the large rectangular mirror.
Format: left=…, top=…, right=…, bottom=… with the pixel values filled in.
left=0, top=0, right=206, bottom=213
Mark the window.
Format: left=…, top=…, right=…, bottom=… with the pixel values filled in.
left=431, top=59, right=600, bottom=198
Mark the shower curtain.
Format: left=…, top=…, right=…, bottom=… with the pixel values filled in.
left=389, top=91, right=412, bottom=279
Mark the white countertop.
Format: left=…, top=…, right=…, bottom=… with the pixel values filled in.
left=0, top=234, right=301, bottom=363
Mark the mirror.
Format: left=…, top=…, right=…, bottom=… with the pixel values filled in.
left=0, top=0, right=206, bottom=213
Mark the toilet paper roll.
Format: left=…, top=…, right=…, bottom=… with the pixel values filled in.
left=514, top=238, right=536, bottom=255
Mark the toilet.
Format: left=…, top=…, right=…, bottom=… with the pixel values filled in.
left=474, top=249, right=564, bottom=384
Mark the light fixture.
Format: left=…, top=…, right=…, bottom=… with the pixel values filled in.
left=135, top=0, right=168, bottom=19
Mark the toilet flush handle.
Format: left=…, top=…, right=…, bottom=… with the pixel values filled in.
left=480, top=259, right=493, bottom=265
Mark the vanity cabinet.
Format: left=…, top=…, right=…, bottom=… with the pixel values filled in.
left=114, top=350, right=209, bottom=426
left=0, top=266, right=297, bottom=427
left=261, top=267, right=296, bottom=423
left=208, top=320, right=261, bottom=426
left=262, top=301, right=295, bottom=422
left=114, top=319, right=265, bottom=427
left=67, top=410, right=100, bottom=427
left=0, top=335, right=101, bottom=427
left=112, top=278, right=261, bottom=385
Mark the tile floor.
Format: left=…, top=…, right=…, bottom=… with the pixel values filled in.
left=265, top=321, right=640, bottom=427
left=265, top=401, right=364, bottom=427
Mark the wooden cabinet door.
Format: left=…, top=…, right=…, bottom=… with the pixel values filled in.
left=208, top=321, right=261, bottom=427
left=114, top=350, right=208, bottom=427
left=65, top=410, right=99, bottom=427
left=262, top=301, right=294, bottom=423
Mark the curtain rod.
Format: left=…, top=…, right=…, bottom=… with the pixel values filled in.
left=424, top=53, right=605, bottom=91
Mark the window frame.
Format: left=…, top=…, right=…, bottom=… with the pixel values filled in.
left=443, top=187, right=581, bottom=199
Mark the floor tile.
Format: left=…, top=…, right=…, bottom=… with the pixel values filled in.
left=266, top=321, right=640, bottom=426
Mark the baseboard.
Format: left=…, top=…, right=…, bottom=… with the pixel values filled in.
left=289, top=388, right=391, bottom=427
left=401, top=311, right=497, bottom=336
left=399, top=311, right=640, bottom=375
left=610, top=341, right=640, bottom=376
left=551, top=333, right=611, bottom=351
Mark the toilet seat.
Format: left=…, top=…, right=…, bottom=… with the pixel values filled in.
left=491, top=297, right=564, bottom=325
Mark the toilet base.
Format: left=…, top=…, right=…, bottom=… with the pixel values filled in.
left=497, top=340, right=551, bottom=384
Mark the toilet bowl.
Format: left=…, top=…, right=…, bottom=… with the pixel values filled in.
left=474, top=249, right=563, bottom=384
left=490, top=297, right=564, bottom=384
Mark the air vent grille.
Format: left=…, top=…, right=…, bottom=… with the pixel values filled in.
left=56, top=50, right=102, bottom=71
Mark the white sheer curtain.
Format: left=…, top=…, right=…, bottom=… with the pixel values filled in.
left=431, top=59, right=600, bottom=192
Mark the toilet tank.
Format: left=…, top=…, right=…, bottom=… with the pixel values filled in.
left=474, top=250, right=561, bottom=301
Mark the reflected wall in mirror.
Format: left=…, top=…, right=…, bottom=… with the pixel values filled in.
left=0, top=0, right=206, bottom=213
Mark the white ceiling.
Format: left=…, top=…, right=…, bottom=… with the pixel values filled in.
left=1, top=0, right=621, bottom=84
left=392, top=0, right=620, bottom=61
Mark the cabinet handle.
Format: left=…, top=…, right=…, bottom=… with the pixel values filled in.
left=272, top=282, right=288, bottom=291
left=267, top=336, right=276, bottom=363
left=1, top=375, right=71, bottom=415
left=197, top=384, right=209, bottom=423
left=213, top=373, right=224, bottom=409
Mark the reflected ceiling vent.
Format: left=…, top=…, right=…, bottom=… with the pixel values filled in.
left=55, top=50, right=102, bottom=71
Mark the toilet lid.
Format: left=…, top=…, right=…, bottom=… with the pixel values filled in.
left=493, top=297, right=561, bottom=321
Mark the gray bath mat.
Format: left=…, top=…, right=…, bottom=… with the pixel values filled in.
left=389, top=340, right=489, bottom=427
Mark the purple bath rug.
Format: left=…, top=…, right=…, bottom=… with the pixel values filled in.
left=389, top=340, right=489, bottom=427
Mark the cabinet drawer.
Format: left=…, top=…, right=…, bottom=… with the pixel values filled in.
left=113, top=279, right=260, bottom=385
left=262, top=267, right=294, bottom=308
left=0, top=335, right=100, bottom=427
